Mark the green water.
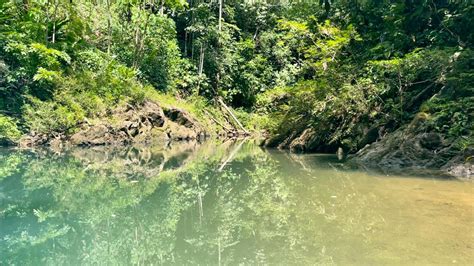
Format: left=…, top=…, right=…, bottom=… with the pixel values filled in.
left=0, top=141, right=473, bottom=265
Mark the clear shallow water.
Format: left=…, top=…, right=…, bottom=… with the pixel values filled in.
left=0, top=140, right=473, bottom=265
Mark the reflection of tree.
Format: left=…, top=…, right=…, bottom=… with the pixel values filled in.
left=274, top=154, right=387, bottom=263
left=171, top=148, right=336, bottom=265
left=1, top=142, right=225, bottom=264
left=1, top=141, right=384, bottom=265
left=0, top=150, right=25, bottom=181
left=172, top=147, right=385, bottom=265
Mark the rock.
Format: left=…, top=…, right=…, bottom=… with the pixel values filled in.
left=67, top=101, right=169, bottom=145
left=149, top=128, right=171, bottom=142
left=353, top=125, right=473, bottom=179
left=419, top=133, right=443, bottom=150
left=263, top=134, right=286, bottom=148
left=165, top=120, right=198, bottom=141
left=164, top=108, right=197, bottom=128
left=271, top=127, right=338, bottom=153
left=49, top=137, right=64, bottom=149
left=446, top=163, right=473, bottom=180
left=337, top=147, right=344, bottom=160
left=141, top=101, right=166, bottom=127
left=289, top=128, right=319, bottom=152
left=277, top=131, right=299, bottom=150
left=61, top=101, right=208, bottom=146
left=442, top=147, right=474, bottom=180
left=70, top=124, right=118, bottom=145
left=17, top=100, right=210, bottom=148
left=360, top=126, right=380, bottom=147
left=163, top=107, right=207, bottom=140
left=19, top=133, right=49, bottom=147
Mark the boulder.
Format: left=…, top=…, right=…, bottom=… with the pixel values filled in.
left=71, top=124, right=118, bottom=145
left=164, top=108, right=197, bottom=128
left=289, top=128, right=318, bottom=152
left=419, top=132, right=443, bottom=150
left=164, top=120, right=198, bottom=141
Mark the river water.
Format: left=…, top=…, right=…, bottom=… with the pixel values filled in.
left=0, top=140, right=473, bottom=265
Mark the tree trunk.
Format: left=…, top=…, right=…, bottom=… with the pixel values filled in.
left=203, top=109, right=231, bottom=132
left=184, top=31, right=188, bottom=56
left=45, top=0, right=50, bottom=43
left=52, top=0, right=59, bottom=43
left=106, top=0, right=112, bottom=54
left=133, top=4, right=150, bottom=68
left=218, top=0, right=223, bottom=32
left=196, top=44, right=205, bottom=93
left=198, top=44, right=204, bottom=75
left=160, top=0, right=164, bottom=15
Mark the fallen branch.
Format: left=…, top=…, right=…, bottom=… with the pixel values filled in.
left=203, top=109, right=232, bottom=132
left=218, top=104, right=238, bottom=132
left=217, top=97, right=250, bottom=135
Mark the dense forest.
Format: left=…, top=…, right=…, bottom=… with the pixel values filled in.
left=0, top=0, right=472, bottom=176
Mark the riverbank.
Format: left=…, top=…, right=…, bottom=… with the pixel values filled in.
left=260, top=115, right=472, bottom=180
left=18, top=100, right=209, bottom=148
left=1, top=92, right=254, bottom=149
left=2, top=93, right=471, bottom=180
left=255, top=48, right=473, bottom=180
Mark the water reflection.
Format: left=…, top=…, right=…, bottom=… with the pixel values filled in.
left=0, top=141, right=473, bottom=265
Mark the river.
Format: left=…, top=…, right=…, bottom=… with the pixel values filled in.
left=0, top=140, right=473, bottom=265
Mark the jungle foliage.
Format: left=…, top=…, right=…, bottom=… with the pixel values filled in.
left=0, top=0, right=472, bottom=149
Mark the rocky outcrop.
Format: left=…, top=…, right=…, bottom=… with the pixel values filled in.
left=263, top=112, right=472, bottom=179
left=284, top=128, right=319, bottom=152
left=164, top=108, right=196, bottom=128
left=20, top=101, right=208, bottom=147
left=162, top=107, right=206, bottom=141
left=69, top=101, right=167, bottom=146
left=264, top=127, right=338, bottom=153
left=354, top=128, right=473, bottom=180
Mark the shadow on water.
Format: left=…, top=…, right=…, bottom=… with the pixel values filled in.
left=0, top=140, right=473, bottom=265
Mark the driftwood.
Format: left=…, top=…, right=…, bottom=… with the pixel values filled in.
left=217, top=97, right=249, bottom=135
left=218, top=105, right=237, bottom=131
left=203, top=109, right=232, bottom=132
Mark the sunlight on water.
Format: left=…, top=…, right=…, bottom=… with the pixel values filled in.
left=0, top=140, right=473, bottom=265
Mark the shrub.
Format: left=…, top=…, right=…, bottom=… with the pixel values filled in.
left=22, top=49, right=156, bottom=135
left=23, top=96, right=85, bottom=135
left=0, top=115, right=21, bottom=145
